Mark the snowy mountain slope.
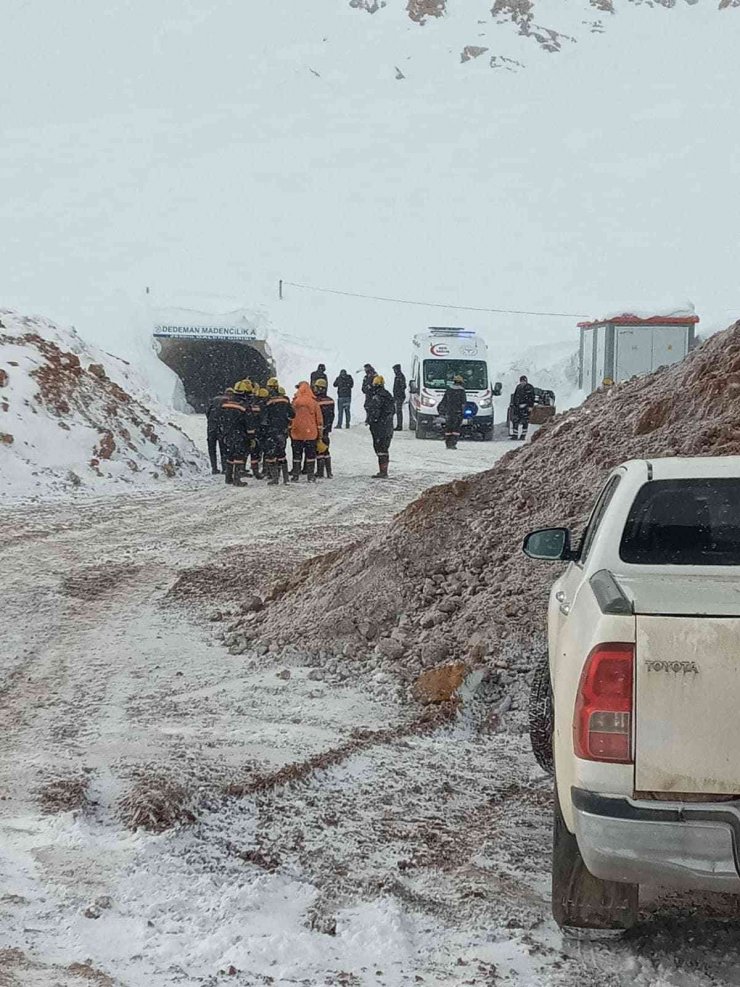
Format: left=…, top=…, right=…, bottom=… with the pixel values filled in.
left=2, top=1, right=740, bottom=403
left=353, top=0, right=740, bottom=56
left=0, top=311, right=204, bottom=497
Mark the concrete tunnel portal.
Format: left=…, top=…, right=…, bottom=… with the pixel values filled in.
left=155, top=336, right=274, bottom=413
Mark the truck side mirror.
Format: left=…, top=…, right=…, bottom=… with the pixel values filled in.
left=492, top=381, right=502, bottom=396
left=522, top=527, right=574, bottom=561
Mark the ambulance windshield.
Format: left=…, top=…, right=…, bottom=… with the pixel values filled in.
left=423, top=360, right=488, bottom=391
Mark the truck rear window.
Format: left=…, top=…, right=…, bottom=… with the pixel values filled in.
left=620, top=478, right=740, bottom=565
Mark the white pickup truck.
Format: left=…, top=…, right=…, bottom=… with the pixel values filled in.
left=524, top=457, right=740, bottom=936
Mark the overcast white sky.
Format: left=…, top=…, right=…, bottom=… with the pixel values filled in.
left=2, top=0, right=739, bottom=386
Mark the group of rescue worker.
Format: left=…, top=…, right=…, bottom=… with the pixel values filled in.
left=206, top=365, right=543, bottom=484
left=206, top=371, right=397, bottom=485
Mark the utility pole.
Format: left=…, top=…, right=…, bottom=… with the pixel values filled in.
left=278, top=279, right=283, bottom=301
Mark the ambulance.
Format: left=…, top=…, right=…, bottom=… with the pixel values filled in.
left=408, top=328, right=501, bottom=440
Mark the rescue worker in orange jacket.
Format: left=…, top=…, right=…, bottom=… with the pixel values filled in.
left=290, top=381, right=323, bottom=482
left=262, top=377, right=295, bottom=485
left=312, top=378, right=336, bottom=478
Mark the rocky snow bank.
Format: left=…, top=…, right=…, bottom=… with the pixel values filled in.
left=0, top=310, right=204, bottom=497
left=239, top=319, right=740, bottom=690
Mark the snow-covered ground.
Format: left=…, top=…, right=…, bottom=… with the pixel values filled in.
left=3, top=426, right=740, bottom=986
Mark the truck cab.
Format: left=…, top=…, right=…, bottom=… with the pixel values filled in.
left=524, top=457, right=740, bottom=935
left=408, top=328, right=501, bottom=440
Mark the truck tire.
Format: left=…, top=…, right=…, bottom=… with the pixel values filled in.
left=415, top=421, right=428, bottom=440
left=481, top=425, right=493, bottom=442
left=528, top=656, right=554, bottom=775
left=552, top=784, right=638, bottom=937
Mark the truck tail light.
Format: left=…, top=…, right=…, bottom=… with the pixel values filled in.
left=574, top=643, right=634, bottom=763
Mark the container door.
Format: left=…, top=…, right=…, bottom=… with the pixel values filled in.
left=595, top=326, right=606, bottom=385
left=615, top=327, right=652, bottom=382
left=636, top=615, right=740, bottom=795
left=651, top=326, right=687, bottom=371
left=581, top=328, right=595, bottom=391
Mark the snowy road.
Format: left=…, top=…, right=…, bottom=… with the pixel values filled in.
left=2, top=425, right=740, bottom=986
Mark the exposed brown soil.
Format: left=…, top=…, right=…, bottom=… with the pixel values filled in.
left=118, top=770, right=196, bottom=833
left=247, top=322, right=740, bottom=684
left=60, top=564, right=142, bottom=600
left=36, top=774, right=90, bottom=814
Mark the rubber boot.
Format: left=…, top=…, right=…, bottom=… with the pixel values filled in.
left=373, top=456, right=389, bottom=479
left=281, top=461, right=290, bottom=485
left=306, top=461, right=317, bottom=483
left=316, top=458, right=325, bottom=479
left=325, top=456, right=333, bottom=479
left=224, top=462, right=234, bottom=485
left=266, top=462, right=279, bottom=485
left=252, top=458, right=265, bottom=480
left=290, top=458, right=301, bottom=482
left=233, top=463, right=248, bottom=488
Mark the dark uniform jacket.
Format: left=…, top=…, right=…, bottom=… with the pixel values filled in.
left=438, top=383, right=466, bottom=420
left=310, top=366, right=328, bottom=386
left=219, top=396, right=252, bottom=456
left=316, top=394, right=336, bottom=434
left=367, top=387, right=395, bottom=432
left=206, top=393, right=227, bottom=434
left=261, top=394, right=295, bottom=435
left=361, top=370, right=377, bottom=404
left=513, top=382, right=536, bottom=408
left=334, top=373, right=354, bottom=398
left=393, top=372, right=407, bottom=401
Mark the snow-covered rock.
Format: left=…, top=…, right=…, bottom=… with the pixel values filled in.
left=0, top=309, right=205, bottom=498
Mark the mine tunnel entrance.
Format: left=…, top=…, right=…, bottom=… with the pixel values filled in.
left=156, top=339, right=274, bottom=413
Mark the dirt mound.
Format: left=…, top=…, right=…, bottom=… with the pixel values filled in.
left=246, top=321, right=740, bottom=683
left=0, top=309, right=204, bottom=495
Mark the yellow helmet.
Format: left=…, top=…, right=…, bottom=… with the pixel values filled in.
left=278, top=385, right=286, bottom=395
left=234, top=379, right=253, bottom=394
left=258, top=387, right=269, bottom=398
left=372, top=374, right=384, bottom=387
left=314, top=378, right=327, bottom=390
left=267, top=376, right=279, bottom=389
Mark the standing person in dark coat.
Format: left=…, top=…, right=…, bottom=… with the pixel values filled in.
left=392, top=364, right=407, bottom=432
left=206, top=388, right=229, bottom=474
left=510, top=374, right=536, bottom=440
left=333, top=369, right=354, bottom=429
left=262, top=377, right=295, bottom=485
left=313, top=378, right=336, bottom=478
left=366, top=375, right=395, bottom=478
left=438, top=375, right=466, bottom=449
left=310, top=363, right=328, bottom=387
left=220, top=382, right=253, bottom=487
left=361, top=364, right=377, bottom=424
left=245, top=387, right=266, bottom=479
